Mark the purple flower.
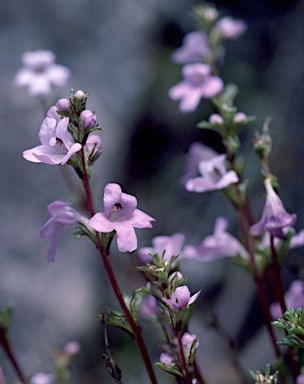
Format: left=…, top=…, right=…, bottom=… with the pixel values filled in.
left=164, top=286, right=200, bottom=312
left=182, top=142, right=218, bottom=184
left=23, top=110, right=82, bottom=165
left=250, top=178, right=297, bottom=239
left=63, top=341, right=81, bottom=355
left=184, top=217, right=248, bottom=261
left=171, top=31, right=212, bottom=64
left=56, top=98, right=70, bottom=112
left=30, top=372, right=55, bottom=384
left=84, top=134, right=102, bottom=163
left=297, top=374, right=304, bottom=384
left=209, top=113, right=224, bottom=124
left=160, top=353, right=173, bottom=366
left=270, top=280, right=304, bottom=319
left=185, top=153, right=239, bottom=193
left=137, top=233, right=186, bottom=263
left=88, top=183, right=155, bottom=252
left=140, top=296, right=157, bottom=319
left=169, top=63, right=224, bottom=113
left=211, top=17, right=247, bottom=41
left=40, top=201, right=87, bottom=262
left=181, top=332, right=199, bottom=363
left=14, top=50, right=70, bottom=98
left=80, top=109, right=97, bottom=129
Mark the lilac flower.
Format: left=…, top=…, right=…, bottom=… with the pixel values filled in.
left=185, top=153, right=239, bottom=193
left=184, top=217, right=248, bottom=261
left=211, top=17, right=247, bottom=41
left=164, top=286, right=200, bottom=312
left=63, top=341, right=81, bottom=355
left=140, top=296, right=157, bottom=319
left=40, top=201, right=87, bottom=262
left=250, top=178, right=297, bottom=239
left=181, top=333, right=199, bottom=364
left=171, top=31, right=212, bottom=64
left=137, top=233, right=186, bottom=263
left=14, top=50, right=70, bottom=98
left=84, top=134, right=102, bottom=163
left=296, top=374, right=304, bottom=384
left=160, top=353, right=173, bottom=366
left=209, top=113, right=224, bottom=124
left=270, top=280, right=304, bottom=319
left=80, top=109, right=97, bottom=129
left=30, top=372, right=55, bottom=384
left=23, top=111, right=82, bottom=165
left=169, top=63, right=224, bottom=113
left=182, top=142, right=218, bottom=184
left=88, top=183, right=155, bottom=252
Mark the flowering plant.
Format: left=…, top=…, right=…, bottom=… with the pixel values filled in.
left=2, top=2, right=304, bottom=384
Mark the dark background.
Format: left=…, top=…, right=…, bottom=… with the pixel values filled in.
left=1, top=0, right=304, bottom=383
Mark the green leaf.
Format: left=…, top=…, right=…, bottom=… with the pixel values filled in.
left=100, top=308, right=134, bottom=337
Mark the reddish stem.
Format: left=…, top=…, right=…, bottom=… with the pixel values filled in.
left=80, top=148, right=158, bottom=384
left=0, top=330, right=26, bottom=384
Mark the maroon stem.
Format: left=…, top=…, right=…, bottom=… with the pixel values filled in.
left=238, top=205, right=282, bottom=359
left=0, top=330, right=26, bottom=384
left=80, top=149, right=158, bottom=384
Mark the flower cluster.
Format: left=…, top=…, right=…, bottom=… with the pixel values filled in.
left=169, top=6, right=246, bottom=112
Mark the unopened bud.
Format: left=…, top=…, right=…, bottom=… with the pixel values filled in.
left=80, top=109, right=96, bottom=129
left=56, top=98, right=70, bottom=112
left=209, top=113, right=224, bottom=125
left=74, top=90, right=86, bottom=100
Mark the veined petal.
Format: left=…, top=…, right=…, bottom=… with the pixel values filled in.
left=56, top=117, right=73, bottom=148
left=39, top=117, right=57, bottom=149
left=61, top=143, right=82, bottom=165
left=46, top=228, right=60, bottom=262
left=103, top=183, right=123, bottom=215
left=129, top=209, right=155, bottom=228
left=114, top=221, right=138, bottom=252
left=88, top=213, right=115, bottom=233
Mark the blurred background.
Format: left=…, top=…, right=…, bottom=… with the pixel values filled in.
left=1, top=0, right=304, bottom=383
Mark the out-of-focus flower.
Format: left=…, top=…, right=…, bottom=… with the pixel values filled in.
left=184, top=217, right=248, bottom=261
left=89, top=183, right=155, bottom=252
left=211, top=16, right=247, bottom=41
left=233, top=112, right=247, bottom=123
left=30, top=372, right=55, bottom=384
left=270, top=280, right=304, bottom=319
left=209, top=113, right=224, bottom=124
left=171, top=31, right=212, bottom=64
left=185, top=153, right=239, bottom=193
left=182, top=142, right=218, bottom=184
left=40, top=201, right=87, bottom=262
left=137, top=233, right=186, bottom=263
left=23, top=108, right=82, bottom=165
left=250, top=178, right=297, bottom=239
left=14, top=50, right=70, bottom=98
left=140, top=295, right=157, bottom=319
left=164, top=286, right=200, bottom=312
left=160, top=353, right=173, bottom=366
left=63, top=341, right=81, bottom=356
left=169, top=63, right=224, bottom=113
left=296, top=374, right=304, bottom=384
left=80, top=109, right=97, bottom=129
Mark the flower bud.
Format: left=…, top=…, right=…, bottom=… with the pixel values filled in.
left=84, top=134, right=102, bottom=163
left=74, top=90, right=86, bottom=100
left=80, top=109, right=96, bottom=129
left=209, top=113, right=224, bottom=125
left=56, top=98, right=70, bottom=112
left=233, top=112, right=247, bottom=123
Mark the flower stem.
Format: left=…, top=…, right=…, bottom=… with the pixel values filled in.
left=0, top=329, right=26, bottom=384
left=80, top=149, right=158, bottom=384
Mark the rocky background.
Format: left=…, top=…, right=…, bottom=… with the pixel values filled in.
left=1, top=0, right=304, bottom=383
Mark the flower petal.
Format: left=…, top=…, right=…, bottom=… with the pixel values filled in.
left=88, top=213, right=115, bottom=233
